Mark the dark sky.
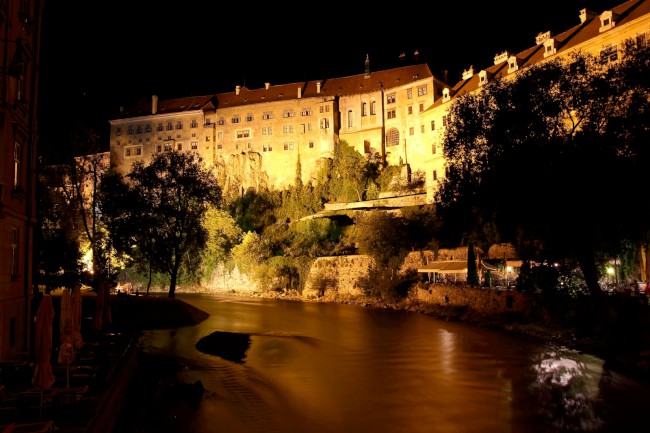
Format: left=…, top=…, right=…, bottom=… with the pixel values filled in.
left=37, top=0, right=625, bottom=153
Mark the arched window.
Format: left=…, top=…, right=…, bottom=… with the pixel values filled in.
left=386, top=128, right=399, bottom=147
left=362, top=101, right=368, bottom=116
left=348, top=109, right=353, bottom=128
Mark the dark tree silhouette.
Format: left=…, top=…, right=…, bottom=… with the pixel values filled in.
left=436, top=43, right=650, bottom=296
left=467, top=242, right=480, bottom=288
left=100, top=151, right=222, bottom=297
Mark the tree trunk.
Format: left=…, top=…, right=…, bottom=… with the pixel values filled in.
left=168, top=271, right=177, bottom=298
left=576, top=252, right=603, bottom=297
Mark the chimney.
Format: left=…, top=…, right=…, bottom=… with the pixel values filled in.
left=265, top=82, right=270, bottom=90
left=414, top=50, right=420, bottom=63
left=298, top=87, right=302, bottom=99
left=580, top=8, right=597, bottom=23
left=152, top=95, right=158, bottom=115
left=399, top=52, right=406, bottom=63
left=236, top=85, right=241, bottom=95
left=365, top=54, right=370, bottom=78
left=317, top=81, right=322, bottom=93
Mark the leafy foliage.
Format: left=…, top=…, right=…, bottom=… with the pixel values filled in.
left=436, top=45, right=650, bottom=295
left=100, top=151, right=221, bottom=297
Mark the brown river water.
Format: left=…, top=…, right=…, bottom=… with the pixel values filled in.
left=113, top=294, right=650, bottom=433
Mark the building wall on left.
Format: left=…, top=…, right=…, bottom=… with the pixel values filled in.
left=0, top=0, right=44, bottom=361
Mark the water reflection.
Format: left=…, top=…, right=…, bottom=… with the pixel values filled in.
left=119, top=295, right=650, bottom=433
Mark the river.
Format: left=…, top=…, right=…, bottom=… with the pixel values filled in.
left=113, top=293, right=650, bottom=433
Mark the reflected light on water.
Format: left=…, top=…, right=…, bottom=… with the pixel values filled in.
left=531, top=347, right=606, bottom=432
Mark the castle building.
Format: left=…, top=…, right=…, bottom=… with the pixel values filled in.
left=0, top=0, right=44, bottom=361
left=109, top=0, right=650, bottom=204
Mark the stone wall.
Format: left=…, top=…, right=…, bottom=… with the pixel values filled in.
left=303, top=255, right=374, bottom=299
left=303, top=253, right=537, bottom=318
left=411, top=283, right=537, bottom=318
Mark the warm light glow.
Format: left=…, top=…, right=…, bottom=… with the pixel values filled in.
left=606, top=266, right=615, bottom=275
left=81, top=248, right=93, bottom=274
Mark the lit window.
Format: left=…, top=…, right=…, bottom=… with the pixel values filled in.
left=387, top=93, right=396, bottom=104
left=13, top=141, right=21, bottom=188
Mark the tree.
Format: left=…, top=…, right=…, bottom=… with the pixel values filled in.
left=435, top=44, right=650, bottom=296
left=467, top=241, right=479, bottom=288
left=100, top=151, right=222, bottom=298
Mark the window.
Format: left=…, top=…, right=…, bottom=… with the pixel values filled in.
left=600, top=44, right=618, bottom=63
left=433, top=170, right=438, bottom=181
left=421, top=125, right=425, bottom=133
left=145, top=124, right=152, bottom=133
left=262, top=112, right=273, bottom=120
left=247, top=143, right=252, bottom=149
left=309, top=141, right=314, bottom=149
left=408, top=106, right=413, bottom=115
left=301, top=108, right=312, bottom=116
left=348, top=109, right=353, bottom=128
left=176, top=143, right=182, bottom=151
left=125, top=145, right=142, bottom=157
left=157, top=123, right=164, bottom=131
left=319, top=105, right=330, bottom=113
left=387, top=93, right=396, bottom=104
left=386, top=128, right=400, bottom=146
left=371, top=100, right=376, bottom=115
left=246, top=113, right=254, bottom=121
left=191, top=121, right=198, bottom=128
left=409, top=127, right=414, bottom=136
left=205, top=136, right=211, bottom=141
left=136, top=126, right=142, bottom=134
left=166, top=122, right=173, bottom=130
left=236, top=130, right=251, bottom=139
left=283, top=110, right=295, bottom=118
left=231, top=116, right=240, bottom=124
left=320, top=118, right=329, bottom=129
left=13, top=141, right=21, bottom=188
left=127, top=127, right=134, bottom=135
left=283, top=125, right=294, bottom=134
left=164, top=143, right=173, bottom=151
left=387, top=109, right=396, bottom=119
left=116, top=127, right=122, bottom=136
left=157, top=145, right=162, bottom=153
left=217, top=144, right=222, bottom=150
left=301, top=124, right=306, bottom=133
left=11, top=228, right=18, bottom=278
left=217, top=132, right=223, bottom=139
left=407, top=89, right=412, bottom=99
left=362, top=102, right=368, bottom=116
left=442, top=115, right=448, bottom=127
left=419, top=103, right=424, bottom=112
left=417, top=85, right=427, bottom=96
left=432, top=144, right=437, bottom=154
left=218, top=117, right=225, bottom=125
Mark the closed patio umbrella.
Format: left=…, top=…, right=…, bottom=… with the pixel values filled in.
left=58, top=288, right=75, bottom=387
left=32, top=294, right=55, bottom=419
left=71, top=283, right=84, bottom=351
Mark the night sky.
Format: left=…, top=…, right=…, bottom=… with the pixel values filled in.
left=37, top=0, right=625, bottom=154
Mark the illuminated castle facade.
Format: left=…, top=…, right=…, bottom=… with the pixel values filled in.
left=108, top=0, right=650, bottom=203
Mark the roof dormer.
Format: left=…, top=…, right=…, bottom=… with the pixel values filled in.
left=461, top=66, right=474, bottom=80
left=599, top=10, right=619, bottom=33
left=442, top=88, right=452, bottom=103
left=478, top=70, right=491, bottom=87
left=580, top=8, right=597, bottom=24
left=494, top=51, right=509, bottom=65
left=535, top=31, right=551, bottom=45
left=507, top=56, right=521, bottom=74
left=543, top=39, right=557, bottom=58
